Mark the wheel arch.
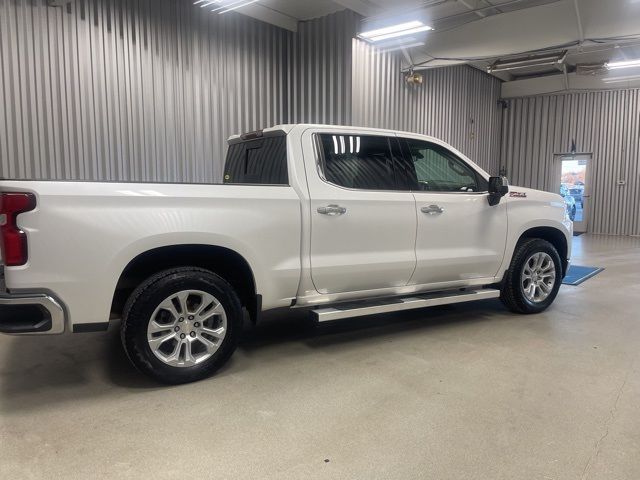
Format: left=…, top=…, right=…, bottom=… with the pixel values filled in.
left=111, top=244, right=259, bottom=322
left=517, top=226, right=569, bottom=277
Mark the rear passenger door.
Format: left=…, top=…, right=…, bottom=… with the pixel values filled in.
left=302, top=129, right=417, bottom=295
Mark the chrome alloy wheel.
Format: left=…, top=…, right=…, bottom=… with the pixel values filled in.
left=146, top=290, right=227, bottom=368
left=521, top=252, right=556, bottom=303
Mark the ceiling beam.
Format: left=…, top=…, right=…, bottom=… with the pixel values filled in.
left=483, top=0, right=502, bottom=14
left=331, top=0, right=380, bottom=17
left=572, top=0, right=584, bottom=43
left=232, top=3, right=299, bottom=31
left=408, top=0, right=604, bottom=70
left=457, top=0, right=487, bottom=17
left=502, top=71, right=640, bottom=98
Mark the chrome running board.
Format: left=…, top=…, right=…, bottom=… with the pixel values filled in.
left=312, top=288, right=500, bottom=322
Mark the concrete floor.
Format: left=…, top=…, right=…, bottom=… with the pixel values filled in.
left=1, top=234, right=639, bottom=479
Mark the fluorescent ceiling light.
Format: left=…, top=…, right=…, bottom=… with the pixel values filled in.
left=488, top=51, right=567, bottom=73
left=218, top=0, right=259, bottom=13
left=606, top=59, right=640, bottom=70
left=196, top=0, right=220, bottom=7
left=194, top=0, right=259, bottom=12
left=331, top=135, right=360, bottom=154
left=358, top=21, right=432, bottom=42
left=360, top=21, right=423, bottom=39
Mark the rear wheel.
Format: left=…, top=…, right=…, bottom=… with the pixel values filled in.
left=121, top=267, right=242, bottom=384
left=500, top=238, right=562, bottom=314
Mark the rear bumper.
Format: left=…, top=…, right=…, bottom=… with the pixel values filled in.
left=0, top=292, right=66, bottom=334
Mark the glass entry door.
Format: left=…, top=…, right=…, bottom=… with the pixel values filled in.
left=556, top=154, right=591, bottom=233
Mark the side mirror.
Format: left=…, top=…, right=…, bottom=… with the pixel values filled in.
left=488, top=176, right=509, bottom=206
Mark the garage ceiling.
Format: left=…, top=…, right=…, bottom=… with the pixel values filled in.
left=230, top=0, right=565, bottom=30
left=196, top=0, right=640, bottom=92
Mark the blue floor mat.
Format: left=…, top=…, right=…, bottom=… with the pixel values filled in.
left=562, top=265, right=604, bottom=286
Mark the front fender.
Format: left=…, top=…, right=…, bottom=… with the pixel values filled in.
left=495, top=188, right=573, bottom=281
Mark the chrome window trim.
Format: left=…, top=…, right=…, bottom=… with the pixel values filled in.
left=414, top=190, right=489, bottom=195
left=313, top=132, right=490, bottom=195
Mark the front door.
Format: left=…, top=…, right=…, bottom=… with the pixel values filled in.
left=400, top=138, right=508, bottom=285
left=303, top=130, right=417, bottom=294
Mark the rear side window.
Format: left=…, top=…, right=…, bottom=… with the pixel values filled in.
left=224, top=135, right=288, bottom=185
left=317, top=134, right=397, bottom=190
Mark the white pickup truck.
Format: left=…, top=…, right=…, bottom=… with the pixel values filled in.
left=0, top=124, right=572, bottom=383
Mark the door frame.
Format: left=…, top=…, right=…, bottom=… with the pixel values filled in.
left=553, top=152, right=592, bottom=234
left=300, top=128, right=419, bottom=295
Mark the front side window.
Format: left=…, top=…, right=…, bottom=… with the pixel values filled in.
left=317, top=134, right=397, bottom=190
left=224, top=135, right=288, bottom=185
left=402, top=139, right=487, bottom=192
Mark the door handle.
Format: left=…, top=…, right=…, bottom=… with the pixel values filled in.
left=317, top=204, right=347, bottom=216
left=421, top=204, right=444, bottom=215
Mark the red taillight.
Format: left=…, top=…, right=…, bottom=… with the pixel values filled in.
left=0, top=193, right=36, bottom=266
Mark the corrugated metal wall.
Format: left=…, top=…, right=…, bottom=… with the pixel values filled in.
left=501, top=91, right=640, bottom=236
left=0, top=2, right=503, bottom=183
left=290, top=9, right=359, bottom=125
left=0, top=0, right=292, bottom=182
left=351, top=40, right=503, bottom=174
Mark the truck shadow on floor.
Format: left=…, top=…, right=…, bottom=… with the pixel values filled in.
left=0, top=299, right=517, bottom=413
left=243, top=298, right=526, bottom=352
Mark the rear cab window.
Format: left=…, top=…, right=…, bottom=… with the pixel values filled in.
left=224, top=131, right=288, bottom=185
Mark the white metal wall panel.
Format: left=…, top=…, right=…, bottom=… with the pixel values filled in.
left=289, top=9, right=360, bottom=125
left=351, top=40, right=503, bottom=174
left=0, top=0, right=292, bottom=182
left=501, top=90, right=640, bottom=236
left=0, top=3, right=504, bottom=185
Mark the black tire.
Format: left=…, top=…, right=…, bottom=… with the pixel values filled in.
left=500, top=238, right=562, bottom=314
left=121, top=267, right=242, bottom=384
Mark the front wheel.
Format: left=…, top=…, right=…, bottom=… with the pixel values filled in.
left=500, top=238, right=562, bottom=314
left=121, top=267, right=242, bottom=384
